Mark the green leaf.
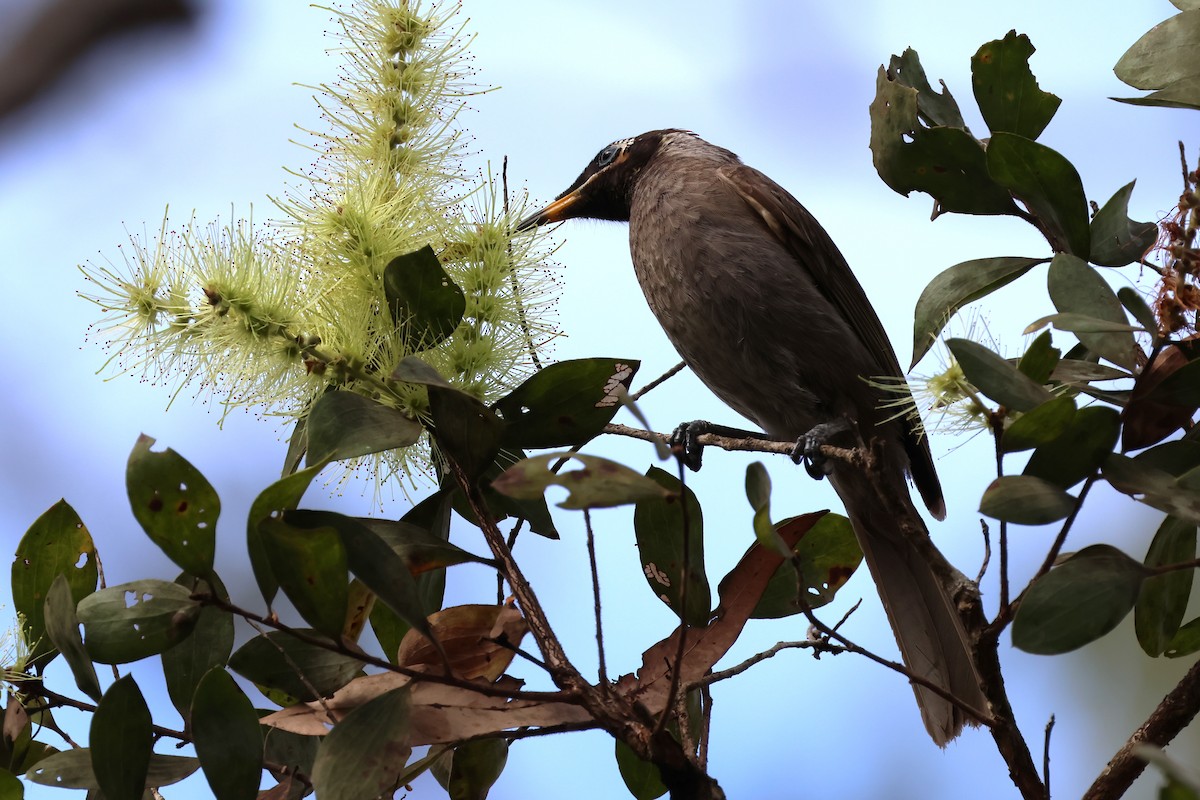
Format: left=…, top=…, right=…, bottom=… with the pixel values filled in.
left=1013, top=544, right=1149, bottom=654
left=1112, top=77, right=1200, bottom=111
left=1017, top=330, right=1061, bottom=384
left=745, top=462, right=791, bottom=557
left=869, top=66, right=1018, bottom=216
left=1001, top=395, right=1076, bottom=453
left=1047, top=253, right=1137, bottom=369
left=162, top=573, right=234, bottom=723
left=463, top=452, right=559, bottom=539
left=262, top=727, right=319, bottom=797
left=42, top=574, right=101, bottom=701
left=979, top=475, right=1075, bottom=525
left=357, top=516, right=493, bottom=575
left=306, top=391, right=422, bottom=466
left=247, top=462, right=326, bottom=607
left=494, top=358, right=640, bottom=449
left=886, top=48, right=966, bottom=128
left=310, top=686, right=411, bottom=800
left=258, top=517, right=349, bottom=639
left=283, top=510, right=434, bottom=642
left=911, top=256, right=1044, bottom=367
left=1023, top=406, right=1120, bottom=489
left=1135, top=516, right=1197, bottom=657
left=753, top=513, right=862, bottom=617
left=191, top=668, right=263, bottom=800
left=634, top=467, right=712, bottom=627
left=1024, top=312, right=1143, bottom=336
left=91, top=676, right=151, bottom=800
left=1165, top=616, right=1200, bottom=658
left=26, top=751, right=197, bottom=791
left=971, top=31, right=1061, bottom=140
left=1104, top=453, right=1200, bottom=525
left=0, top=769, right=21, bottom=800
left=946, top=337, right=1053, bottom=411
left=1115, top=9, right=1200, bottom=91
left=1118, top=287, right=1160, bottom=342
left=986, top=133, right=1090, bottom=258
left=11, top=499, right=98, bottom=668
left=1090, top=181, right=1159, bottom=267
left=491, top=452, right=670, bottom=510
left=383, top=245, right=466, bottom=350
left=126, top=435, right=219, bottom=580
left=229, top=631, right=361, bottom=702
left=1146, top=358, right=1200, bottom=408
left=615, top=739, right=667, bottom=800
left=77, top=580, right=200, bottom=664
left=440, top=738, right=508, bottom=800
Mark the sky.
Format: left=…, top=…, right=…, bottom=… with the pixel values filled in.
left=0, top=1, right=1196, bottom=798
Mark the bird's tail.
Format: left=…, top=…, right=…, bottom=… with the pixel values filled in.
left=829, top=469, right=988, bottom=746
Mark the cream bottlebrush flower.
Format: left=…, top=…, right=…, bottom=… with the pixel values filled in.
left=1, top=610, right=37, bottom=691
left=80, top=0, right=559, bottom=483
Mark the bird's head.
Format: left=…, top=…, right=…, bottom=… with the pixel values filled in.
left=517, top=129, right=696, bottom=229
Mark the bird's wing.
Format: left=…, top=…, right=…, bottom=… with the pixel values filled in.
left=719, top=162, right=945, bottom=519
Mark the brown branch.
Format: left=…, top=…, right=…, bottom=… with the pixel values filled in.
left=1082, top=657, right=1200, bottom=800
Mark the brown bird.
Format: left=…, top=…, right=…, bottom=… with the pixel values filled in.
left=519, top=129, right=987, bottom=744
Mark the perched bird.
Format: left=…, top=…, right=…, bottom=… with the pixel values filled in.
left=519, top=129, right=987, bottom=744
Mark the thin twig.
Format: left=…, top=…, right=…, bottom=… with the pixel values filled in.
left=1043, top=714, right=1056, bottom=797
left=977, top=519, right=992, bottom=585
left=689, top=640, right=837, bottom=688
left=584, top=509, right=608, bottom=690
left=631, top=360, right=687, bottom=400
left=1030, top=472, right=1099, bottom=585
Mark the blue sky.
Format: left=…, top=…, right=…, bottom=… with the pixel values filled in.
left=1, top=1, right=1196, bottom=798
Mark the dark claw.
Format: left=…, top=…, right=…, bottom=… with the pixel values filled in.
left=790, top=419, right=854, bottom=482
left=670, top=420, right=708, bottom=472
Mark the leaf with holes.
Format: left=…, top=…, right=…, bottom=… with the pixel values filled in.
left=77, top=580, right=200, bottom=664
left=886, top=48, right=966, bottom=128
left=971, top=31, right=1061, bottom=139
left=1013, top=545, right=1149, bottom=654
left=126, top=435, right=219, bottom=580
left=753, top=513, right=861, bottom=617
left=492, top=452, right=669, bottom=510
left=11, top=499, right=98, bottom=668
left=494, top=358, right=640, bottom=449
left=634, top=467, right=711, bottom=627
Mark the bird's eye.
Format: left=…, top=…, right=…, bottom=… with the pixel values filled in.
left=596, top=145, right=621, bottom=167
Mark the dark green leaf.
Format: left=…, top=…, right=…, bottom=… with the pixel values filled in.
left=126, top=435, right=218, bottom=580
left=946, top=337, right=1053, bottom=411
left=986, top=133, right=1090, bottom=258
left=1050, top=359, right=1130, bottom=384
left=491, top=452, right=670, bottom=510
left=77, top=580, right=200, bottom=664
left=1001, top=396, right=1076, bottom=453
left=306, top=391, right=422, bottom=466
left=1025, top=312, right=1143, bottom=336
left=911, top=256, right=1044, bottom=367
left=229, top=631, right=361, bottom=702
left=1118, top=287, right=1160, bottom=342
left=429, top=385, right=505, bottom=479
left=262, top=727, right=319, bottom=797
left=91, top=676, right=151, bottom=800
left=284, top=510, right=434, bottom=642
left=1013, top=545, right=1149, bottom=654
left=282, top=412, right=308, bottom=477
left=979, top=475, right=1075, bottom=525
left=358, top=516, right=493, bottom=574
left=384, top=245, right=466, bottom=349
left=309, top=687, right=411, bottom=800
left=1017, top=330, right=1061, bottom=384
left=0, top=706, right=56, bottom=777
left=42, top=575, right=101, bottom=701
left=615, top=739, right=667, bottom=800
left=1023, top=406, right=1120, bottom=489
left=869, top=67, right=1018, bottom=216
left=1047, top=254, right=1137, bottom=369
left=1105, top=453, right=1200, bottom=525
left=494, top=358, right=640, bottom=448
left=192, top=668, right=263, bottom=800
left=634, top=467, right=711, bottom=627
left=258, top=517, right=349, bottom=639
left=162, top=573, right=234, bottom=723
left=1135, top=517, right=1197, bottom=656
left=1147, top=358, right=1200, bottom=408
left=442, top=738, right=508, bottom=800
left=247, top=462, right=326, bottom=607
left=26, top=751, right=197, bottom=791
left=971, top=31, right=1061, bottom=139
left=886, top=48, right=966, bottom=128
left=1165, top=616, right=1200, bottom=658
left=0, top=769, right=20, bottom=800
left=11, top=499, right=98, bottom=668
left=459, top=453, right=559, bottom=539
left=1091, top=182, right=1159, bottom=267
left=753, top=513, right=862, bottom=617
left=1114, top=9, right=1200, bottom=90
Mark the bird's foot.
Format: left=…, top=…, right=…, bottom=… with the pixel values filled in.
left=790, top=419, right=855, bottom=481
left=670, top=420, right=773, bottom=472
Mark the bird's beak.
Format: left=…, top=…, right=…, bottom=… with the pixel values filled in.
left=516, top=190, right=583, bottom=231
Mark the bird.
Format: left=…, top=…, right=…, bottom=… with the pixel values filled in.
left=518, top=129, right=988, bottom=745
